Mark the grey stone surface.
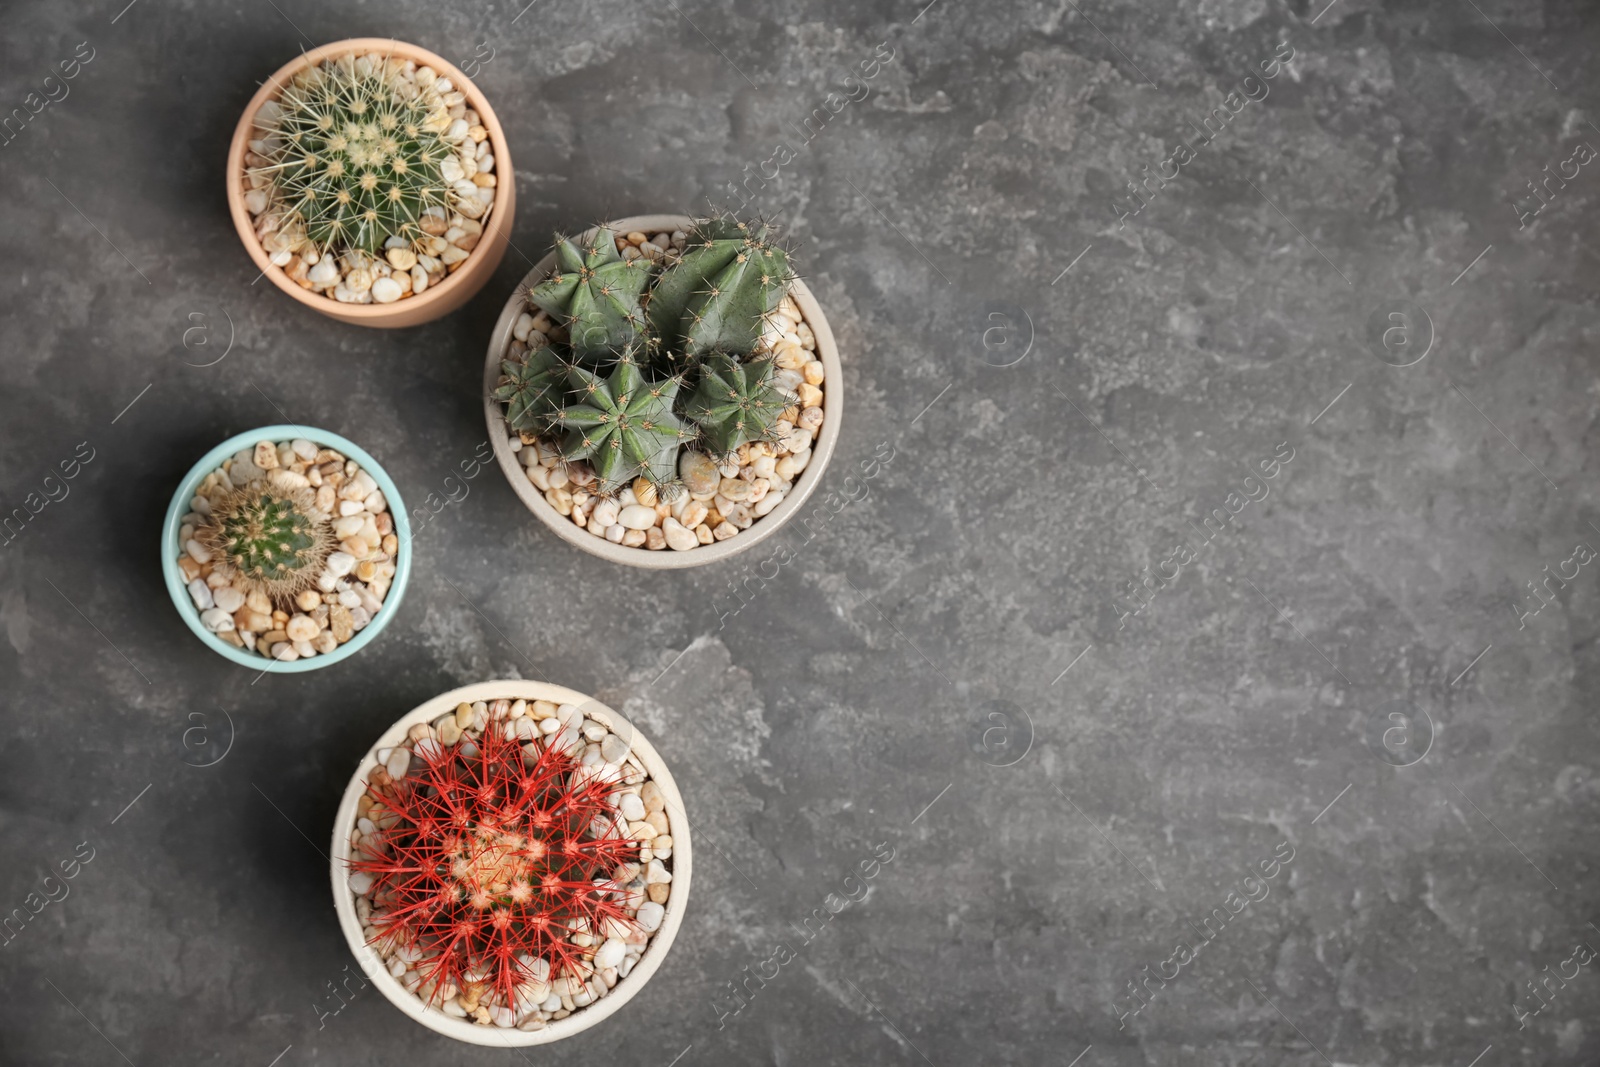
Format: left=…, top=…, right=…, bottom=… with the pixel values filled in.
left=2, top=0, right=1598, bottom=1064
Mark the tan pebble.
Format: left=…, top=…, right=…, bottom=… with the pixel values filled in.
left=695, top=523, right=714, bottom=545
left=646, top=810, right=669, bottom=834
left=218, top=630, right=244, bottom=648
left=408, top=723, right=434, bottom=742
left=329, top=604, right=354, bottom=642
left=438, top=717, right=462, bottom=745
left=774, top=340, right=806, bottom=369
left=704, top=508, right=723, bottom=528
left=456, top=702, right=475, bottom=728
left=468, top=124, right=488, bottom=142
left=179, top=556, right=202, bottom=582
left=628, top=821, right=658, bottom=841
left=314, top=630, right=338, bottom=654
left=647, top=883, right=670, bottom=904
left=641, top=781, right=665, bottom=811
left=645, top=527, right=666, bottom=550
left=242, top=610, right=273, bottom=632
left=260, top=629, right=289, bottom=646
left=316, top=485, right=337, bottom=513
left=632, top=478, right=658, bottom=507
left=295, top=589, right=322, bottom=612
left=803, top=360, right=825, bottom=385
left=654, top=835, right=673, bottom=850
left=382, top=534, right=398, bottom=555
left=799, top=407, right=824, bottom=433
left=253, top=441, right=280, bottom=470
left=545, top=487, right=573, bottom=516
left=341, top=536, right=369, bottom=558
left=531, top=700, right=557, bottom=720
left=285, top=614, right=319, bottom=642
left=712, top=521, right=738, bottom=541
left=679, top=501, right=708, bottom=529
left=626, top=231, right=648, bottom=245
left=797, top=382, right=823, bottom=408
left=621, top=528, right=647, bottom=548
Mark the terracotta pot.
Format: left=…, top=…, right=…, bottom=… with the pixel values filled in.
left=482, top=214, right=844, bottom=569
left=329, top=680, right=692, bottom=1045
left=226, top=38, right=515, bottom=328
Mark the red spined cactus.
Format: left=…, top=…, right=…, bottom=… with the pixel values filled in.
left=350, top=719, right=642, bottom=1009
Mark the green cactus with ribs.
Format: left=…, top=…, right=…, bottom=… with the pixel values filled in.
left=496, top=214, right=799, bottom=494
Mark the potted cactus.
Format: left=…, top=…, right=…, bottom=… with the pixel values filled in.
left=161, top=425, right=411, bottom=669
left=482, top=213, right=842, bottom=568
left=227, top=39, right=515, bottom=327
left=330, top=681, right=690, bottom=1044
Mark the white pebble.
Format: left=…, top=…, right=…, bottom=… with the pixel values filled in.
left=635, top=901, right=665, bottom=933
left=371, top=277, right=402, bottom=303
left=199, top=608, right=235, bottom=633
left=213, top=587, right=245, bottom=613
left=618, top=504, right=657, bottom=531
left=663, top=517, right=698, bottom=551
left=326, top=552, right=356, bottom=577
left=184, top=539, right=212, bottom=564
left=386, top=748, right=410, bottom=779
left=601, top=733, right=630, bottom=764
left=593, top=939, right=626, bottom=969
left=348, top=871, right=373, bottom=895
left=186, top=578, right=214, bottom=611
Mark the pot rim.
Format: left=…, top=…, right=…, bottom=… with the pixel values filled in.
left=481, top=213, right=844, bottom=569
left=159, top=424, right=411, bottom=672
left=225, top=37, right=515, bottom=323
left=327, top=680, right=693, bottom=1046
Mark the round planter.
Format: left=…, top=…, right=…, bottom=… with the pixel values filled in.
left=483, top=214, right=843, bottom=568
left=226, top=38, right=516, bottom=328
left=160, top=424, right=411, bottom=671
left=329, top=680, right=692, bottom=1045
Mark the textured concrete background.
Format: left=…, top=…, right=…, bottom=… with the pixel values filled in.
left=2, top=0, right=1599, bottom=1064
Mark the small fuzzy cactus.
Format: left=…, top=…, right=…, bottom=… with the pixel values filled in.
left=527, top=228, right=653, bottom=359
left=350, top=721, right=642, bottom=1008
left=550, top=357, right=694, bottom=491
left=494, top=212, right=804, bottom=497
left=252, top=55, right=455, bottom=255
left=199, top=485, right=333, bottom=599
left=684, top=353, right=792, bottom=456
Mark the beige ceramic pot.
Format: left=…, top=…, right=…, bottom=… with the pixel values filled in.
left=329, top=680, right=691, bottom=1045
left=226, top=38, right=515, bottom=328
left=482, top=214, right=843, bottom=568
